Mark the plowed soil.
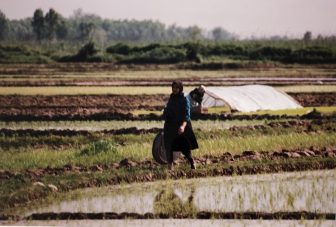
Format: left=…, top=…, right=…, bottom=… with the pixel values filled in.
left=0, top=93, right=335, bottom=121
left=2, top=77, right=336, bottom=86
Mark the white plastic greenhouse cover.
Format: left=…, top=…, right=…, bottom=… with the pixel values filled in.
left=201, top=85, right=302, bottom=112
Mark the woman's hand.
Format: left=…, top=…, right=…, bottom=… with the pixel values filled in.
left=178, top=121, right=187, bottom=135
left=178, top=125, right=185, bottom=135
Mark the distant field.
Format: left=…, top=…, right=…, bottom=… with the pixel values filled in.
left=0, top=85, right=335, bottom=95
left=1, top=67, right=336, bottom=79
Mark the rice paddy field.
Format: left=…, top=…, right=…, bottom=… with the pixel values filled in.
left=0, top=63, right=335, bottom=225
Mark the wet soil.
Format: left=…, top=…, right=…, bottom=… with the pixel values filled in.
left=0, top=93, right=335, bottom=121
left=2, top=211, right=335, bottom=221
left=0, top=118, right=334, bottom=137
left=23, top=211, right=335, bottom=220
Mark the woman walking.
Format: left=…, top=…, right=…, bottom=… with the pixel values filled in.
left=163, top=81, right=198, bottom=170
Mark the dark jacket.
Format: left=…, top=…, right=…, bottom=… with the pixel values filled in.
left=163, top=93, right=198, bottom=155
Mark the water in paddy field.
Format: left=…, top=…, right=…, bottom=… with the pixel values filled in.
left=24, top=170, right=336, bottom=217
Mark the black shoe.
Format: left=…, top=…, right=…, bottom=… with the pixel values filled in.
left=191, top=162, right=196, bottom=170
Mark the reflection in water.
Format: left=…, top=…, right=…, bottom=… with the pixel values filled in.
left=26, top=170, right=336, bottom=216
left=153, top=186, right=196, bottom=216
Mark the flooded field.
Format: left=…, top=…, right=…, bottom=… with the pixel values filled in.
left=0, top=64, right=335, bottom=225
left=23, top=170, right=335, bottom=218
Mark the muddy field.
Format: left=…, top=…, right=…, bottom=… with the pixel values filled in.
left=1, top=63, right=336, bottom=222
left=0, top=93, right=335, bottom=120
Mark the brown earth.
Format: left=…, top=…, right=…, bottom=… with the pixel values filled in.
left=0, top=93, right=335, bottom=121
left=1, top=77, right=336, bottom=86
left=20, top=211, right=335, bottom=220
left=3, top=211, right=336, bottom=221
left=0, top=118, right=334, bottom=138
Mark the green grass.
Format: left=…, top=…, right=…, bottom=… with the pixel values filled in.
left=132, top=106, right=336, bottom=116
left=1, top=130, right=335, bottom=171
left=234, top=106, right=336, bottom=116
left=0, top=86, right=178, bottom=95
left=277, top=85, right=336, bottom=93
left=199, top=132, right=336, bottom=156
left=0, top=119, right=273, bottom=131
left=1, top=66, right=336, bottom=79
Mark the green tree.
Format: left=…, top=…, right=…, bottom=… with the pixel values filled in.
left=77, top=41, right=98, bottom=59
left=303, top=31, right=312, bottom=42
left=212, top=27, right=232, bottom=41
left=31, top=9, right=45, bottom=40
left=186, top=26, right=202, bottom=41
left=56, top=20, right=68, bottom=40
left=79, top=21, right=95, bottom=41
left=45, top=8, right=60, bottom=41
left=0, top=10, right=9, bottom=40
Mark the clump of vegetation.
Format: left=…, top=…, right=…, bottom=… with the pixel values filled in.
left=59, top=42, right=111, bottom=62
left=0, top=45, right=52, bottom=63
left=119, top=46, right=187, bottom=64
left=1, top=40, right=336, bottom=64
left=79, top=139, right=117, bottom=156
left=105, top=41, right=336, bottom=65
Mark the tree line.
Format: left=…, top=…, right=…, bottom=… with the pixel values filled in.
left=0, top=8, right=237, bottom=44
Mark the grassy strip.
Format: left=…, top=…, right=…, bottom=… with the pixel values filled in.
left=1, top=157, right=335, bottom=215
left=0, top=119, right=271, bottom=131
left=2, top=67, right=336, bottom=79
left=234, top=106, right=336, bottom=116
left=1, top=130, right=335, bottom=171
left=133, top=106, right=336, bottom=116
left=0, top=85, right=335, bottom=95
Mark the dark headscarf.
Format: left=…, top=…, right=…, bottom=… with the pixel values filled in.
left=172, top=80, right=183, bottom=95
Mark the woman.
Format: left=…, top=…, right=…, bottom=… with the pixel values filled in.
left=163, top=81, right=198, bottom=170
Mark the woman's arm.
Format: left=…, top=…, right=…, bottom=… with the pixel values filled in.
left=178, top=97, right=190, bottom=135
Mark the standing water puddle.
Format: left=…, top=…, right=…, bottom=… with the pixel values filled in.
left=25, top=170, right=336, bottom=216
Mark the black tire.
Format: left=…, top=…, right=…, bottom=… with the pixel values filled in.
left=152, top=131, right=167, bottom=164
left=152, top=131, right=181, bottom=164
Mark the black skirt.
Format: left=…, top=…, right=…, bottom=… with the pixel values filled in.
left=164, top=121, right=198, bottom=153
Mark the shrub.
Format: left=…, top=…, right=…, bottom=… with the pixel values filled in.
left=58, top=42, right=105, bottom=62
left=249, top=46, right=292, bottom=60
left=106, top=43, right=132, bottom=55
left=80, top=140, right=117, bottom=156
left=137, top=43, right=162, bottom=52
left=207, top=44, right=246, bottom=56
left=77, top=42, right=98, bottom=59
left=120, top=46, right=187, bottom=64
left=0, top=45, right=53, bottom=63
left=292, top=46, right=334, bottom=62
